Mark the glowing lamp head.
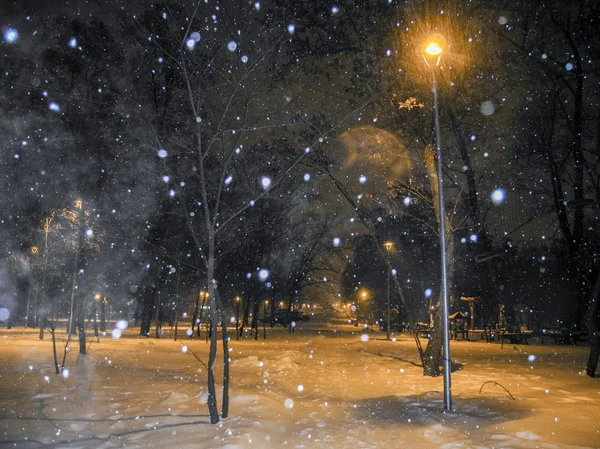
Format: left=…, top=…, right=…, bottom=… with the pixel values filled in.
left=425, top=42, right=443, bottom=56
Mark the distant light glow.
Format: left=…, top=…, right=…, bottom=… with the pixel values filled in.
left=254, top=2, right=260, bottom=10
left=162, top=176, right=169, bottom=183
left=303, top=173, right=311, bottom=181
left=169, top=189, right=176, bottom=197
left=425, top=288, right=432, bottom=297
left=225, top=176, right=233, bottom=185
left=116, top=320, right=128, bottom=330
left=85, top=229, right=93, bottom=237
left=48, top=102, right=60, bottom=112
left=287, top=24, right=296, bottom=34
left=61, top=368, right=70, bottom=379
left=241, top=55, right=248, bottom=63
left=186, top=39, right=195, bottom=50
left=360, top=334, right=369, bottom=342
left=470, top=234, right=478, bottom=243
left=528, top=354, right=536, bottom=362
left=491, top=188, right=506, bottom=205
left=498, top=16, right=508, bottom=25
left=284, top=398, right=294, bottom=409
left=565, top=62, right=574, bottom=71
left=157, top=149, right=168, bottom=158
left=333, top=237, right=341, bottom=247
left=258, top=269, right=270, bottom=281
left=403, top=197, right=412, bottom=206
left=111, top=329, right=122, bottom=339
left=332, top=6, right=339, bottom=14
left=190, top=32, right=200, bottom=42
left=4, top=28, right=18, bottom=43
left=227, top=41, right=237, bottom=51
left=359, top=175, right=367, bottom=184
left=68, top=37, right=78, bottom=48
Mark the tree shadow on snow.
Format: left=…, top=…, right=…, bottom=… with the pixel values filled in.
left=348, top=393, right=531, bottom=430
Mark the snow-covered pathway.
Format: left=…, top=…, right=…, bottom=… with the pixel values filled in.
left=1, top=324, right=598, bottom=448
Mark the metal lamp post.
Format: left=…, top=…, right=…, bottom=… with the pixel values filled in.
left=424, top=38, right=452, bottom=411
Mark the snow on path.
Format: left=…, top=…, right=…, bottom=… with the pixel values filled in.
left=0, top=325, right=599, bottom=448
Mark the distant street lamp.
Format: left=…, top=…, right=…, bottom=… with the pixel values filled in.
left=383, top=241, right=394, bottom=340
left=424, top=35, right=452, bottom=411
left=235, top=296, right=241, bottom=341
left=263, top=300, right=269, bottom=340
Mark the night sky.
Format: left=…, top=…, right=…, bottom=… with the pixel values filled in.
left=0, top=0, right=598, bottom=331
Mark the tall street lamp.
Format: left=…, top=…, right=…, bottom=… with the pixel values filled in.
left=424, top=36, right=452, bottom=411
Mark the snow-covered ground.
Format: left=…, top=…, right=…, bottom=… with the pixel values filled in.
left=1, top=313, right=599, bottom=449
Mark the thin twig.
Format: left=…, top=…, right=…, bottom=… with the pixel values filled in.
left=479, top=380, right=516, bottom=400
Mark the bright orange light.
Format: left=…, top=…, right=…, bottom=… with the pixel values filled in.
left=384, top=241, right=394, bottom=251
left=425, top=42, right=443, bottom=56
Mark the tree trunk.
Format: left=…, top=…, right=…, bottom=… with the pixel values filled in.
left=215, top=291, right=230, bottom=418
left=421, top=145, right=455, bottom=377
left=77, top=297, right=86, bottom=355
left=586, top=270, right=600, bottom=377
left=206, top=244, right=220, bottom=424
